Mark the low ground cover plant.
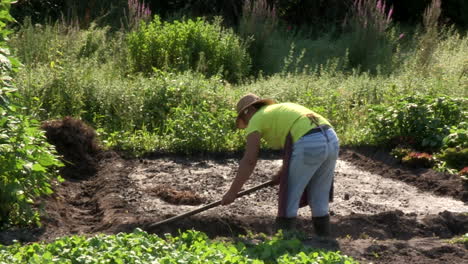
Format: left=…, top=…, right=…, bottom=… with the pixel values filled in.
left=449, top=233, right=468, bottom=248
left=0, top=229, right=357, bottom=263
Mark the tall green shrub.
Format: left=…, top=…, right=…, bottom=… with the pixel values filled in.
left=1, top=0, right=63, bottom=228
left=127, top=16, right=251, bottom=83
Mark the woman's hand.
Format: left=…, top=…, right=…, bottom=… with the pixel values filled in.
left=221, top=190, right=237, bottom=205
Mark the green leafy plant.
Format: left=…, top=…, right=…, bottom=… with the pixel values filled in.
left=442, top=123, right=468, bottom=149
left=163, top=101, right=243, bottom=154
left=100, top=128, right=160, bottom=157
left=1, top=1, right=63, bottom=228
left=127, top=16, right=251, bottom=83
left=437, top=148, right=468, bottom=171
left=390, top=147, right=412, bottom=160
left=0, top=92, right=64, bottom=227
left=367, top=95, right=467, bottom=151
left=0, top=229, right=358, bottom=263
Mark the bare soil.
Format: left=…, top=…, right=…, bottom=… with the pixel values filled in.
left=0, top=120, right=467, bottom=263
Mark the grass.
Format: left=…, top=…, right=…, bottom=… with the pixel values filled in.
left=8, top=12, right=468, bottom=156
left=449, top=233, right=468, bottom=247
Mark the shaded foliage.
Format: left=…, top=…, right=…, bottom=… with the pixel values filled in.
left=10, top=0, right=468, bottom=30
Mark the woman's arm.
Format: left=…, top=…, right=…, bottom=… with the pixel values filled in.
left=221, top=132, right=261, bottom=205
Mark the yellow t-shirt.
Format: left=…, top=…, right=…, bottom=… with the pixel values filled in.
left=245, top=103, right=331, bottom=149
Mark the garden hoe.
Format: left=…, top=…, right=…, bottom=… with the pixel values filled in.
left=148, top=180, right=275, bottom=229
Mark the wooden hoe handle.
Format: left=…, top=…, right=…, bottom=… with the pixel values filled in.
left=147, top=180, right=275, bottom=229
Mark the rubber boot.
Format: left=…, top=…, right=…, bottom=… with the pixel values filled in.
left=312, top=215, right=331, bottom=237
left=304, top=215, right=339, bottom=250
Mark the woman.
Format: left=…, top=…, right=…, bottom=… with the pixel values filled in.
left=221, top=93, right=339, bottom=238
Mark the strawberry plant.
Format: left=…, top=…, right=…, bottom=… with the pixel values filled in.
left=459, top=167, right=468, bottom=181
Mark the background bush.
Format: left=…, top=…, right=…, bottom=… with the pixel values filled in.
left=127, top=16, right=251, bottom=83
left=367, top=96, right=467, bottom=151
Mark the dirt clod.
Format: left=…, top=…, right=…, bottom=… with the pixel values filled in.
left=344, top=193, right=350, bottom=200
left=151, top=186, right=205, bottom=205
left=41, top=116, right=101, bottom=179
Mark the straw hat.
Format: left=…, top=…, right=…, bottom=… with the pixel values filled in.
left=235, top=93, right=275, bottom=128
